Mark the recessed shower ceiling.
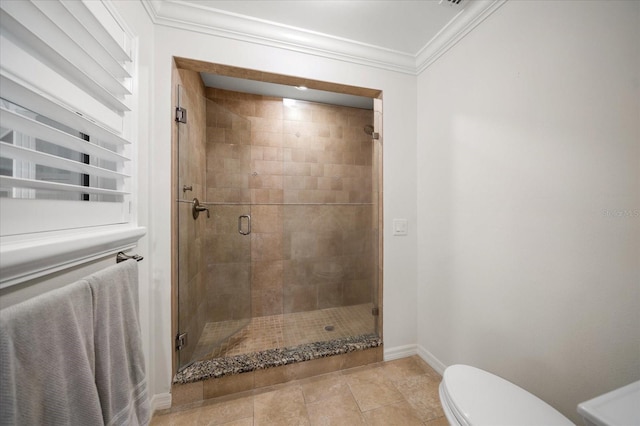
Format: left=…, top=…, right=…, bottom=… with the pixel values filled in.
left=200, top=73, right=374, bottom=109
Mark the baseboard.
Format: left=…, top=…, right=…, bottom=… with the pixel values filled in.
left=416, top=344, right=447, bottom=375
left=383, top=344, right=418, bottom=361
left=150, top=392, right=172, bottom=413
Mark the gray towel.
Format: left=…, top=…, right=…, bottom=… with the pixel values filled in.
left=0, top=281, right=104, bottom=426
left=87, top=260, right=150, bottom=426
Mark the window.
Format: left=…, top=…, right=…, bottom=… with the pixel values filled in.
left=0, top=0, right=144, bottom=287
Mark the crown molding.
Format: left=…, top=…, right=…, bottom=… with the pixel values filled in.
left=416, top=0, right=507, bottom=73
left=141, top=0, right=506, bottom=76
left=141, top=0, right=416, bottom=74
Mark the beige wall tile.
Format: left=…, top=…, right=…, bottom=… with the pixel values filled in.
left=291, top=356, right=344, bottom=380
left=255, top=100, right=283, bottom=119
left=283, top=105, right=312, bottom=122
left=200, top=88, right=378, bottom=321
left=251, top=188, right=283, bottom=204
left=251, top=131, right=282, bottom=147
left=251, top=289, right=283, bottom=317
left=251, top=233, right=283, bottom=261
left=249, top=116, right=283, bottom=133
left=284, top=285, right=316, bottom=313
left=341, top=347, right=382, bottom=369
left=203, top=373, right=255, bottom=400
left=317, top=282, right=344, bottom=308
left=251, top=260, right=283, bottom=291
left=252, top=159, right=283, bottom=176
left=253, top=364, right=293, bottom=388
left=171, top=381, right=203, bottom=406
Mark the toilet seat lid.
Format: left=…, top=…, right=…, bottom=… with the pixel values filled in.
left=442, top=365, right=574, bottom=426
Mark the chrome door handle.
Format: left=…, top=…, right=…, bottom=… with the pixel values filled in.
left=238, top=214, right=251, bottom=235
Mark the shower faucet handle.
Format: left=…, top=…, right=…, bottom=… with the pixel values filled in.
left=192, top=198, right=210, bottom=219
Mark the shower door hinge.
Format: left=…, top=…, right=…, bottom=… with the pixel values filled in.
left=372, top=306, right=380, bottom=316
left=175, top=107, right=187, bottom=123
left=175, top=332, right=188, bottom=351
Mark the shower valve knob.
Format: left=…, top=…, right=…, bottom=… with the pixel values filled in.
left=192, top=198, right=210, bottom=219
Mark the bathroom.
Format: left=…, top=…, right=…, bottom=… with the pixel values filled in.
left=0, top=1, right=638, bottom=425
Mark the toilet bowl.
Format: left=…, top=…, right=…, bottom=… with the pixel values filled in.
left=439, top=364, right=574, bottom=426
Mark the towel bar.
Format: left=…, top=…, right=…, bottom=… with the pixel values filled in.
left=116, top=252, right=143, bottom=263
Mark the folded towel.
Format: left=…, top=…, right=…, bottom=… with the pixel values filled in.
left=0, top=281, right=104, bottom=426
left=87, top=260, right=150, bottom=426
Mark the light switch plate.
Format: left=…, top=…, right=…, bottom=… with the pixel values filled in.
left=393, top=219, right=408, bottom=236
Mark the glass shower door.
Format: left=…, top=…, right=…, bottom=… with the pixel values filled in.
left=176, top=85, right=252, bottom=370
left=280, top=101, right=379, bottom=347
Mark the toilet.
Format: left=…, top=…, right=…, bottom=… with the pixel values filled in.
left=577, top=380, right=640, bottom=426
left=439, top=364, right=574, bottom=426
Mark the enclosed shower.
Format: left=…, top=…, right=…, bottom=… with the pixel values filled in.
left=174, top=66, right=382, bottom=375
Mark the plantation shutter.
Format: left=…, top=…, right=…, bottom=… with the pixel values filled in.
left=0, top=0, right=134, bottom=236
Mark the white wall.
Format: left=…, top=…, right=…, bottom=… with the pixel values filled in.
left=138, top=23, right=418, bottom=400
left=109, top=0, right=158, bottom=405
left=416, top=0, right=640, bottom=423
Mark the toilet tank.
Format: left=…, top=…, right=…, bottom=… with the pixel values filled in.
left=577, top=381, right=640, bottom=426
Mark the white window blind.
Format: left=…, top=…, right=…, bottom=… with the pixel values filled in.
left=0, top=0, right=133, bottom=236
left=0, top=0, right=144, bottom=287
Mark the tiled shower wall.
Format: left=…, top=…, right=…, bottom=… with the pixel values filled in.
left=204, top=88, right=375, bottom=318
left=204, top=101, right=252, bottom=323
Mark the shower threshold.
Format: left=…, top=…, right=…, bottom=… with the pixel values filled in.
left=173, top=333, right=382, bottom=385
left=174, top=305, right=380, bottom=384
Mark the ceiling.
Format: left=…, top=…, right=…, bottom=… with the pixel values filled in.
left=180, top=0, right=465, bottom=55
left=145, top=0, right=503, bottom=108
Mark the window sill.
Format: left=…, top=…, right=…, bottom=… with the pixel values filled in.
left=0, top=225, right=146, bottom=288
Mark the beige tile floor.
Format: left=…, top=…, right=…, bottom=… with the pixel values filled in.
left=152, top=355, right=448, bottom=426
left=192, top=304, right=375, bottom=362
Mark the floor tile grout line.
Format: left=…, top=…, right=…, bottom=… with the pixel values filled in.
left=153, top=356, right=445, bottom=425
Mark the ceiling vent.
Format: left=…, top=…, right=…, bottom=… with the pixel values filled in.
left=439, top=0, right=465, bottom=9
